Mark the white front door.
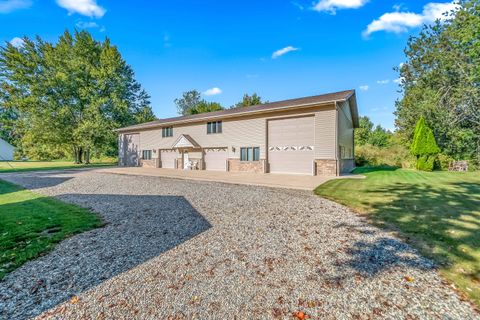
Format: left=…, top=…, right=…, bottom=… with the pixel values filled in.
left=183, top=151, right=189, bottom=169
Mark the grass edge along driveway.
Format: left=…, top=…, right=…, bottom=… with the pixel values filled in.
left=0, top=179, right=102, bottom=279
left=0, top=161, right=115, bottom=173
left=315, top=166, right=480, bottom=308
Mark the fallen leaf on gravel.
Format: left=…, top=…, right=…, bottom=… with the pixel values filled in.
left=404, top=276, right=414, bottom=282
left=293, top=311, right=309, bottom=319
left=70, top=296, right=79, bottom=304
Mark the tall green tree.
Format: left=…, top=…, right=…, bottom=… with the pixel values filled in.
left=355, top=116, right=391, bottom=148
left=231, top=93, right=265, bottom=108
left=395, top=0, right=480, bottom=162
left=0, top=31, right=155, bottom=162
left=191, top=101, right=223, bottom=114
left=355, top=116, right=374, bottom=146
left=370, top=125, right=390, bottom=148
left=411, top=116, right=441, bottom=171
left=174, top=89, right=224, bottom=115
left=174, top=90, right=202, bottom=116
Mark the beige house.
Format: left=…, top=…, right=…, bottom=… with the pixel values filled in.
left=117, top=90, right=359, bottom=176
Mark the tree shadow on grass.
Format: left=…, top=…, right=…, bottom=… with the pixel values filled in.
left=352, top=166, right=399, bottom=174
left=343, top=180, right=480, bottom=293
left=0, top=194, right=212, bottom=320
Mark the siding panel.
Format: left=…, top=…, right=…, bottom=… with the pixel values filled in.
left=133, top=104, right=337, bottom=164
left=314, top=106, right=336, bottom=159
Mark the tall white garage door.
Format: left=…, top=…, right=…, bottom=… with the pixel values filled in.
left=267, top=116, right=315, bottom=175
left=122, top=134, right=140, bottom=166
left=204, top=148, right=227, bottom=171
left=160, top=150, right=177, bottom=169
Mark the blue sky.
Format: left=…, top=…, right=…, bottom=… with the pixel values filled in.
left=0, top=0, right=457, bottom=130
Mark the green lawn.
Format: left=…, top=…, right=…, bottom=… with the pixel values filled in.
left=0, top=160, right=116, bottom=173
left=0, top=179, right=102, bottom=279
left=315, top=167, right=480, bottom=306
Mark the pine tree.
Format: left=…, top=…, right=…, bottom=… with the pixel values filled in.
left=411, top=116, right=441, bottom=171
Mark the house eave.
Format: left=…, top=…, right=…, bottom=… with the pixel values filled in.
left=117, top=100, right=346, bottom=133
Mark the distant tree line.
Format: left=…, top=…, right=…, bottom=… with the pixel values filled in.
left=395, top=0, right=479, bottom=165
left=0, top=30, right=155, bottom=162
left=358, top=0, right=479, bottom=170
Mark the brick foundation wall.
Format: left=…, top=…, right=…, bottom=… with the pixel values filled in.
left=315, top=159, right=337, bottom=176
left=228, top=159, right=266, bottom=173
left=140, top=158, right=159, bottom=168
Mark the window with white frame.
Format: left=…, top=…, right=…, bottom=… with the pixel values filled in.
left=207, top=121, right=222, bottom=134
left=240, top=147, right=260, bottom=161
left=162, top=127, right=173, bottom=137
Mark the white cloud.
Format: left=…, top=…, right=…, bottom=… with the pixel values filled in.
left=359, top=85, right=369, bottom=91
left=0, top=0, right=31, bottom=13
left=377, top=79, right=390, bottom=85
left=203, top=87, right=222, bottom=96
left=313, top=0, right=369, bottom=14
left=272, top=46, right=299, bottom=59
left=363, top=2, right=458, bottom=37
left=56, top=0, right=105, bottom=18
left=291, top=1, right=304, bottom=10
left=76, top=21, right=99, bottom=28
left=10, top=37, right=24, bottom=48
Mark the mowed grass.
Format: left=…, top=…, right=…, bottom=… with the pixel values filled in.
left=0, top=179, right=102, bottom=279
left=315, top=167, right=480, bottom=306
left=0, top=160, right=115, bottom=173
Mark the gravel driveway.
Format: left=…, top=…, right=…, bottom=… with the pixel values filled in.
left=0, top=170, right=477, bottom=319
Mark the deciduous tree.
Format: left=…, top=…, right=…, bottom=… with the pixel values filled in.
left=0, top=30, right=155, bottom=162
left=231, top=93, right=265, bottom=108
left=174, top=90, right=224, bottom=115
left=395, top=0, right=480, bottom=162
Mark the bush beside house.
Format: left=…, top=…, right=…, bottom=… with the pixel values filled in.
left=410, top=117, right=441, bottom=171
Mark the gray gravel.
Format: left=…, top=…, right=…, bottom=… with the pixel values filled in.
left=0, top=170, right=478, bottom=319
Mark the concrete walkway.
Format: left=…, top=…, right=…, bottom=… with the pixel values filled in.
left=95, top=167, right=363, bottom=190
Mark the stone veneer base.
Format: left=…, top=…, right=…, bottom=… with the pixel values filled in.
left=140, top=159, right=159, bottom=168
left=228, top=159, right=266, bottom=173
left=315, top=159, right=337, bottom=176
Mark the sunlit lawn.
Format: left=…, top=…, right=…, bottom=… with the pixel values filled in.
left=0, top=180, right=102, bottom=279
left=315, top=167, right=480, bottom=306
left=0, top=160, right=115, bottom=173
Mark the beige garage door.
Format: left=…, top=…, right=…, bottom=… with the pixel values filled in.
left=122, top=134, right=140, bottom=166
left=160, top=150, right=177, bottom=168
left=268, top=116, right=314, bottom=175
left=204, top=148, right=227, bottom=171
